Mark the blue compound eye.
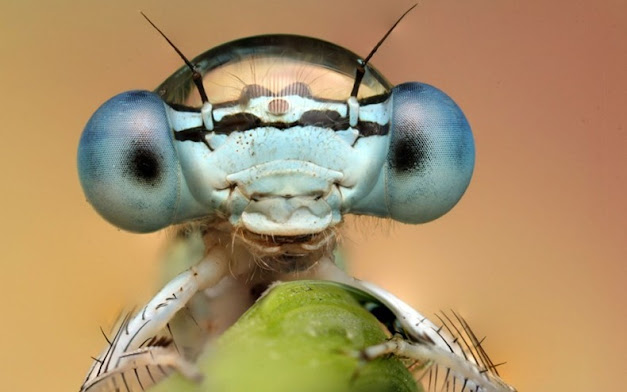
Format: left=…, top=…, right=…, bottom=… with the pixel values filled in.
left=385, top=82, right=475, bottom=223
left=77, top=90, right=182, bottom=232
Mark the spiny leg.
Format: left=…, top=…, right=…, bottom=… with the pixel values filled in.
left=315, top=262, right=514, bottom=392
left=361, top=334, right=513, bottom=392
left=315, top=260, right=450, bottom=347
left=356, top=283, right=515, bottom=392
left=82, top=246, right=229, bottom=391
left=81, top=346, right=201, bottom=392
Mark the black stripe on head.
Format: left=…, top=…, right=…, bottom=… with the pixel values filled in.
left=209, top=111, right=389, bottom=135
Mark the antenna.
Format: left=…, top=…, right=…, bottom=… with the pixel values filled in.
left=350, top=3, right=418, bottom=98
left=140, top=11, right=209, bottom=103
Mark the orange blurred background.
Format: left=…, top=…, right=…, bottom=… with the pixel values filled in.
left=1, top=0, right=625, bottom=391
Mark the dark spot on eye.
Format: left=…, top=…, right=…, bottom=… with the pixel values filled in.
left=124, top=143, right=162, bottom=186
left=390, top=124, right=430, bottom=174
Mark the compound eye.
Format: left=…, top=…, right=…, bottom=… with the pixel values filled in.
left=386, top=83, right=475, bottom=223
left=77, top=90, right=181, bottom=232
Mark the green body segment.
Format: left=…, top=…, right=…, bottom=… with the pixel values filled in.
left=151, top=281, right=420, bottom=392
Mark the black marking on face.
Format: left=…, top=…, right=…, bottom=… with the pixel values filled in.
left=169, top=93, right=392, bottom=148
left=173, top=127, right=213, bottom=149
left=206, top=93, right=391, bottom=111
left=215, top=113, right=263, bottom=133
left=299, top=110, right=348, bottom=130
left=206, top=111, right=387, bottom=135
left=390, top=127, right=430, bottom=173
left=123, top=143, right=162, bottom=186
left=360, top=122, right=389, bottom=137
left=167, top=103, right=201, bottom=113
left=358, top=93, right=391, bottom=106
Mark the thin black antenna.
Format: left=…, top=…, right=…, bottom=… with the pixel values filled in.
left=350, top=3, right=418, bottom=98
left=140, top=11, right=209, bottom=103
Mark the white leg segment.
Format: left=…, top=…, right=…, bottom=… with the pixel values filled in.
left=356, top=281, right=516, bottom=392
left=81, top=246, right=229, bottom=391
left=358, top=281, right=452, bottom=347
left=81, top=346, right=202, bottom=392
left=363, top=337, right=514, bottom=392
left=314, top=261, right=447, bottom=346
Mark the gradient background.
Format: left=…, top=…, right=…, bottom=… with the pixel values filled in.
left=1, top=0, right=625, bottom=391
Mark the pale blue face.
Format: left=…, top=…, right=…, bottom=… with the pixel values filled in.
left=77, top=35, right=474, bottom=238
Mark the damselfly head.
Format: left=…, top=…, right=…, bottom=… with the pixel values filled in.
left=78, top=5, right=474, bottom=258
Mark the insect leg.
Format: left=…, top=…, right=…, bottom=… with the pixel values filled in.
left=313, top=263, right=514, bottom=392
left=356, top=282, right=515, bottom=392
left=315, top=261, right=448, bottom=345
left=80, top=346, right=201, bottom=392
left=362, top=336, right=514, bottom=392
left=358, top=281, right=449, bottom=345
left=314, top=260, right=445, bottom=343
left=82, top=246, right=229, bottom=390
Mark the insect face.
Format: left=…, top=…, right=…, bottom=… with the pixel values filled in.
left=78, top=35, right=474, bottom=257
